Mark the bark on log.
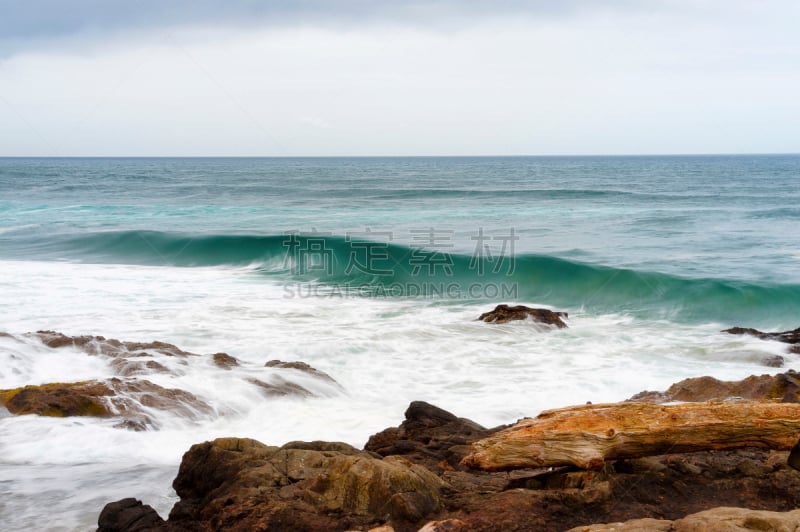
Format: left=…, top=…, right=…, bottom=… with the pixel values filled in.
left=462, top=401, right=800, bottom=471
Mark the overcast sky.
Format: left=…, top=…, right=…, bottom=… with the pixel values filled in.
left=0, top=1, right=798, bottom=156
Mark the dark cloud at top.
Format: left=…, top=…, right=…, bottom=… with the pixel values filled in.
left=0, top=0, right=637, bottom=54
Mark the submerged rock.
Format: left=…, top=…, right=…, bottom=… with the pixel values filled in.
left=211, top=352, right=239, bottom=369
left=247, top=376, right=313, bottom=398
left=265, top=359, right=337, bottom=382
left=724, top=326, right=800, bottom=353
left=478, top=304, right=568, bottom=328
left=629, top=371, right=800, bottom=403
left=0, top=381, right=113, bottom=417
left=0, top=378, right=212, bottom=426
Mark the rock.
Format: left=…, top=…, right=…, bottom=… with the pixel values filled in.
left=478, top=304, right=568, bottom=328
left=265, top=359, right=337, bottom=382
left=566, top=506, right=800, bottom=532
left=365, top=400, right=497, bottom=470
left=628, top=371, right=800, bottom=403
left=789, top=440, right=800, bottom=470
left=1, top=381, right=113, bottom=417
left=462, top=401, right=800, bottom=470
left=0, top=378, right=211, bottom=426
left=33, top=330, right=194, bottom=357
left=166, top=437, right=445, bottom=531
left=762, top=355, right=785, bottom=368
left=97, top=498, right=165, bottom=532
left=724, top=326, right=800, bottom=353
left=247, top=376, right=313, bottom=397
left=30, top=331, right=194, bottom=377
left=212, top=352, right=239, bottom=369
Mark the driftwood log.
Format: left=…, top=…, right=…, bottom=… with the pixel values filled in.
left=462, top=401, right=800, bottom=471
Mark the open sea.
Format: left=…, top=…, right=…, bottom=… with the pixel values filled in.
left=1, top=155, right=799, bottom=530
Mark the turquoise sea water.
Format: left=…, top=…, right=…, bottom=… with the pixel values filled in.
left=1, top=155, right=800, bottom=530
left=2, top=155, right=799, bottom=326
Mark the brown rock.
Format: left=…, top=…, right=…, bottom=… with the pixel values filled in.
left=265, top=359, right=336, bottom=382
left=0, top=378, right=211, bottom=426
left=462, top=401, right=800, bottom=470
left=365, top=401, right=497, bottom=470
left=0, top=381, right=113, bottom=417
left=478, top=304, right=568, bottom=328
left=166, top=437, right=445, bottom=531
left=33, top=330, right=194, bottom=357
left=247, top=376, right=313, bottom=397
left=97, top=498, right=165, bottom=532
left=566, top=506, right=800, bottom=532
left=212, top=352, right=239, bottom=369
left=629, top=371, right=800, bottom=403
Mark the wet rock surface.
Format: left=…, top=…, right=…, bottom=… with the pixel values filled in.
left=1, top=331, right=342, bottom=429
left=0, top=377, right=212, bottom=426
left=724, top=326, right=800, bottom=354
left=478, top=304, right=568, bottom=328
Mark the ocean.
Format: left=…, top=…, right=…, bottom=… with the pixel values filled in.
left=1, top=155, right=799, bottom=530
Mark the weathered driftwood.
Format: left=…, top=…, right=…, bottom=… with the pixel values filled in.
left=462, top=401, right=800, bottom=471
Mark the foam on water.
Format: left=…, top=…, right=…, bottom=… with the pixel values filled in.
left=1, top=259, right=793, bottom=530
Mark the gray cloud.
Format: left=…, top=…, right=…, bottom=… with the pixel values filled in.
left=0, top=0, right=639, bottom=55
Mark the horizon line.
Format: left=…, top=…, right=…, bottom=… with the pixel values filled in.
left=1, top=152, right=799, bottom=159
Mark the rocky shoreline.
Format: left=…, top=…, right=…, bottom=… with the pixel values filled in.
left=96, top=389, right=800, bottom=531
left=95, top=370, right=800, bottom=531
left=4, top=308, right=800, bottom=531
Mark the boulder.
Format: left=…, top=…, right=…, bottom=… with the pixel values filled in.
left=97, top=498, right=165, bottom=532
left=166, top=437, right=445, bottom=531
left=478, top=304, right=568, bottom=328
left=365, top=400, right=498, bottom=470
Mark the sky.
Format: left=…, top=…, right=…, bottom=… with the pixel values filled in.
left=0, top=1, right=798, bottom=156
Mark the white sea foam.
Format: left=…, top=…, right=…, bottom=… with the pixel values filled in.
left=0, top=259, right=793, bottom=531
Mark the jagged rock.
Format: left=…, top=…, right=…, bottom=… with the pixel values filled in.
left=165, top=437, right=445, bottom=531
left=212, top=352, right=239, bottom=369
left=629, top=371, right=800, bottom=403
left=97, top=498, right=165, bottom=532
left=33, top=330, right=194, bottom=357
left=566, top=506, right=800, bottom=531
left=724, top=326, right=800, bottom=354
left=265, top=359, right=337, bottom=383
left=478, top=304, right=568, bottom=328
left=462, top=401, right=800, bottom=470
left=0, top=378, right=211, bottom=425
left=365, top=401, right=497, bottom=470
